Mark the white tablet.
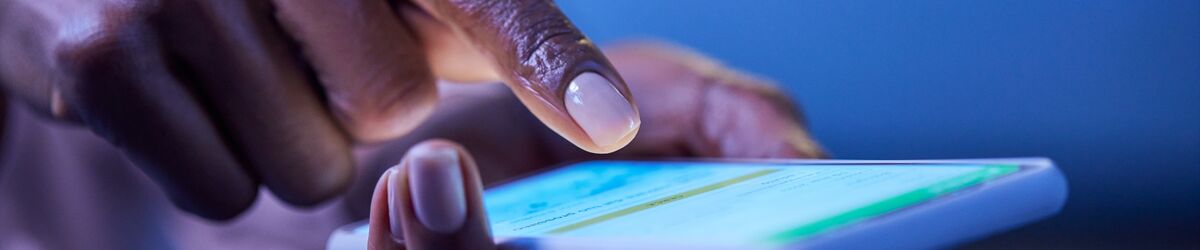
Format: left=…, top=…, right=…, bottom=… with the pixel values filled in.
left=329, top=158, right=1067, bottom=249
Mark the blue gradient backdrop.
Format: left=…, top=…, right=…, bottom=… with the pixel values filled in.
left=559, top=1, right=1200, bottom=248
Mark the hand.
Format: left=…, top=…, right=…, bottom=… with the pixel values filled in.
left=0, top=0, right=639, bottom=219
left=360, top=43, right=825, bottom=249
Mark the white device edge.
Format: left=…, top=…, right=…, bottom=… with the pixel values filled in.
left=326, top=158, right=1068, bottom=250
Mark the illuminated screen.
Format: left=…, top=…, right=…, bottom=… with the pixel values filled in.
left=481, top=161, right=1018, bottom=246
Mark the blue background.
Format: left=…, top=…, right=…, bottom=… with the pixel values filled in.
left=560, top=1, right=1199, bottom=248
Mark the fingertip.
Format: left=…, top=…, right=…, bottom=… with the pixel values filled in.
left=385, top=167, right=405, bottom=243
left=407, top=0, right=640, bottom=154
left=384, top=139, right=494, bottom=250
left=404, top=143, right=467, bottom=233
left=368, top=167, right=404, bottom=249
left=564, top=72, right=641, bottom=153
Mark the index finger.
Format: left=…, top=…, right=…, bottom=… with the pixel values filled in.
left=409, top=0, right=640, bottom=153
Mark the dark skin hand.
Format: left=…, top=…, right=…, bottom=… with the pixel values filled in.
left=0, top=0, right=640, bottom=220
left=0, top=1, right=826, bottom=248
left=355, top=43, right=825, bottom=249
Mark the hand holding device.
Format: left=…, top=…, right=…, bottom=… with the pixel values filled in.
left=344, top=42, right=826, bottom=218
left=0, top=0, right=637, bottom=219
left=344, top=156, right=1067, bottom=250
left=347, top=43, right=829, bottom=249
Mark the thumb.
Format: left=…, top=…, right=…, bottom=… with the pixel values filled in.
left=368, top=139, right=495, bottom=250
left=408, top=0, right=640, bottom=154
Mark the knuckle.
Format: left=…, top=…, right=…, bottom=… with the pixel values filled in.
left=505, top=2, right=583, bottom=65
left=708, top=69, right=798, bottom=112
left=2, top=0, right=162, bottom=120
left=702, top=72, right=811, bottom=130
left=450, top=0, right=590, bottom=77
left=53, top=1, right=161, bottom=73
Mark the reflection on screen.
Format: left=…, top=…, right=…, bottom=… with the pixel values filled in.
left=483, top=162, right=1017, bottom=246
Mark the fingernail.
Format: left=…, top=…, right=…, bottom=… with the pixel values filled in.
left=386, top=168, right=404, bottom=242
left=406, top=146, right=467, bottom=233
left=565, top=72, right=640, bottom=152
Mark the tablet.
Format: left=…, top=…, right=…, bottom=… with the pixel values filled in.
left=328, top=158, right=1067, bottom=249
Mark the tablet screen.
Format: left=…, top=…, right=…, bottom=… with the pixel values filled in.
left=483, top=161, right=1019, bottom=246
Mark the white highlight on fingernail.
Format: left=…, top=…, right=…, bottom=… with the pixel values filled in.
left=565, top=72, right=640, bottom=152
left=407, top=146, right=466, bottom=233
